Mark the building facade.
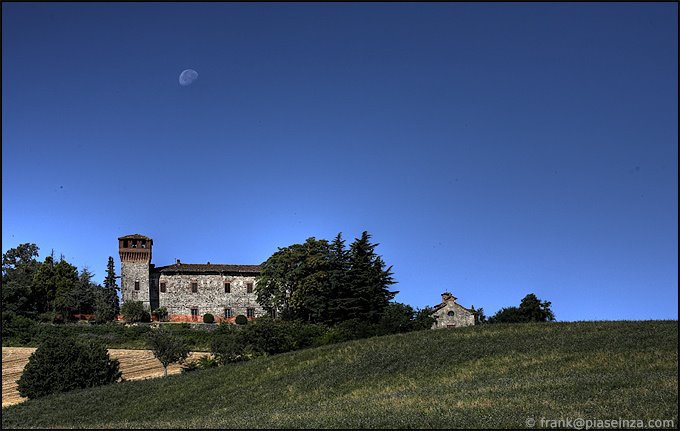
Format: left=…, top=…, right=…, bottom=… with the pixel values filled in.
left=119, top=234, right=265, bottom=322
left=431, top=292, right=475, bottom=329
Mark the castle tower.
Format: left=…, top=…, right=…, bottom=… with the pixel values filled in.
left=119, top=234, right=153, bottom=309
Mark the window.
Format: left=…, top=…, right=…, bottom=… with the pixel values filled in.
left=134, top=281, right=140, bottom=291
left=224, top=308, right=233, bottom=318
left=131, top=241, right=137, bottom=248
left=141, top=240, right=146, bottom=249
left=191, top=282, right=198, bottom=293
left=123, top=240, right=128, bottom=248
left=270, top=309, right=277, bottom=318
left=191, top=308, right=199, bottom=320
left=246, top=308, right=255, bottom=318
left=246, top=282, right=253, bottom=293
left=160, top=282, right=166, bottom=293
left=224, top=282, right=231, bottom=293
left=447, top=311, right=455, bottom=317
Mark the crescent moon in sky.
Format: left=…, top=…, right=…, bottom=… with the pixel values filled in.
left=179, top=69, right=198, bottom=86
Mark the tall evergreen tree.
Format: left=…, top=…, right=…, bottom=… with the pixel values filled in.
left=74, top=268, right=98, bottom=316
left=103, top=257, right=120, bottom=316
left=51, top=258, right=79, bottom=319
left=346, top=231, right=398, bottom=322
left=32, top=255, right=58, bottom=314
left=327, top=233, right=350, bottom=324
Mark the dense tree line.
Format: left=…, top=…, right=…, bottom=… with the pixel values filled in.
left=486, top=293, right=555, bottom=323
left=256, top=231, right=399, bottom=325
left=2, top=243, right=120, bottom=323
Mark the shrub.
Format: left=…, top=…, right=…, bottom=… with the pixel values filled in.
left=412, top=306, right=436, bottom=331
left=121, top=301, right=149, bottom=323
left=211, top=332, right=247, bottom=364
left=17, top=336, right=121, bottom=399
left=318, top=319, right=379, bottom=345
left=376, top=302, right=416, bottom=335
left=152, top=307, right=168, bottom=322
left=1, top=312, right=38, bottom=345
left=37, top=312, right=56, bottom=323
left=94, top=296, right=117, bottom=323
left=182, top=355, right=218, bottom=373
left=239, top=317, right=294, bottom=355
left=238, top=318, right=326, bottom=355
left=235, top=314, right=248, bottom=325
left=203, top=313, right=214, bottom=324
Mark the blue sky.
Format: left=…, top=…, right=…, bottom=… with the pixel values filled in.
left=3, top=3, right=677, bottom=321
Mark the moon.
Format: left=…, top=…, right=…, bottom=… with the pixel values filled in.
left=179, top=69, right=198, bottom=86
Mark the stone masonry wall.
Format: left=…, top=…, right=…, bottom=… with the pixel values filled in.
left=431, top=301, right=475, bottom=329
left=121, top=262, right=151, bottom=309
left=157, top=273, right=265, bottom=320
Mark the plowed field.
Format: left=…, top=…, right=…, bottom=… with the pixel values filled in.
left=2, top=347, right=208, bottom=407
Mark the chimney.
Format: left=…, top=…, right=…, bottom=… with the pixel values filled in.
left=176, top=259, right=181, bottom=265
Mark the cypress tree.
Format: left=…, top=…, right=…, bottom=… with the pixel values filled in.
left=103, top=256, right=120, bottom=316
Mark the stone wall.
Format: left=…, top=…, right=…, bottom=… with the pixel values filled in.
left=157, top=273, right=265, bottom=320
left=121, top=262, right=151, bottom=309
left=431, top=301, right=475, bottom=329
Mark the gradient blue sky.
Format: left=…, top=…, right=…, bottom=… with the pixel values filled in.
left=3, top=3, right=677, bottom=321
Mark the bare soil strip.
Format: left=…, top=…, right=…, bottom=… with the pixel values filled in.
left=2, top=347, right=208, bottom=407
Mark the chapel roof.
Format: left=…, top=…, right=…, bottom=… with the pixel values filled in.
left=432, top=296, right=475, bottom=314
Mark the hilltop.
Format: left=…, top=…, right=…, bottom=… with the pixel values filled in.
left=2, top=321, right=677, bottom=429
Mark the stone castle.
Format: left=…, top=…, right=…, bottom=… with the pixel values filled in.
left=119, top=234, right=265, bottom=322
left=119, top=233, right=475, bottom=327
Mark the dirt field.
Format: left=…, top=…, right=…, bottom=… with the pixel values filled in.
left=2, top=347, right=209, bottom=407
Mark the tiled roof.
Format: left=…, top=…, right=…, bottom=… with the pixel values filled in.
left=155, top=263, right=261, bottom=274
left=118, top=234, right=153, bottom=240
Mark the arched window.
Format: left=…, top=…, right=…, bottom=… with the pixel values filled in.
left=447, top=311, right=455, bottom=317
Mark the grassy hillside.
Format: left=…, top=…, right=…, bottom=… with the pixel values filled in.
left=2, top=321, right=677, bottom=429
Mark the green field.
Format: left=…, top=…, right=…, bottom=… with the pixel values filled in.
left=2, top=321, right=677, bottom=429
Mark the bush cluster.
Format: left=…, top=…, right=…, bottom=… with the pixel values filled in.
left=203, top=313, right=214, bottom=324
left=211, top=318, right=328, bottom=364
left=152, top=307, right=169, bottom=322
left=181, top=355, right=219, bottom=373
left=17, top=336, right=121, bottom=399
left=121, top=301, right=151, bottom=323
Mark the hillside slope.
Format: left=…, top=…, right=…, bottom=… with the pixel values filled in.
left=2, top=321, right=677, bottom=429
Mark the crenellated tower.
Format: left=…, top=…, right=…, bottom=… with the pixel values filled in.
left=119, top=234, right=153, bottom=309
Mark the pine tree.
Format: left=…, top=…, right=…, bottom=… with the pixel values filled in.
left=32, top=255, right=57, bottom=314
left=327, top=233, right=350, bottom=323
left=74, top=268, right=98, bottom=316
left=346, top=231, right=398, bottom=322
left=51, top=258, right=80, bottom=319
left=96, top=257, right=120, bottom=322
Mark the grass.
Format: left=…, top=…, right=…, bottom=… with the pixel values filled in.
left=2, top=320, right=677, bottom=429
